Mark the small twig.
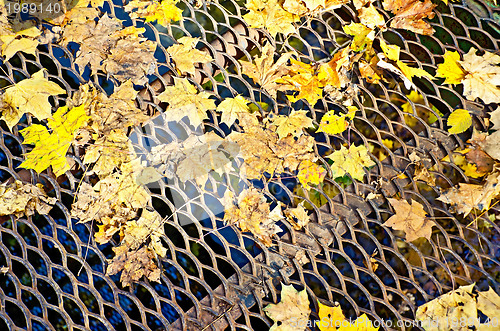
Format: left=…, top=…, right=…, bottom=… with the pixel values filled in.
left=200, top=304, right=235, bottom=331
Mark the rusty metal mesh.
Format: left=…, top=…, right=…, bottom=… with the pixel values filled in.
left=1, top=0, right=500, bottom=330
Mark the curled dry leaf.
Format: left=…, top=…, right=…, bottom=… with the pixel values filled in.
left=106, top=245, right=161, bottom=288
left=0, top=180, right=57, bottom=218
left=437, top=170, right=500, bottom=217
left=263, top=284, right=311, bottom=331
left=285, top=203, right=310, bottom=230
left=384, top=198, right=435, bottom=242
left=409, top=152, right=436, bottom=186
left=223, top=187, right=283, bottom=246
left=122, top=209, right=167, bottom=258
left=0, top=70, right=66, bottom=130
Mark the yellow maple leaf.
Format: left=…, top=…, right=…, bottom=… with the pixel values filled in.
left=436, top=49, right=500, bottom=104
left=20, top=105, right=90, bottom=176
left=124, top=0, right=183, bottom=26
left=1, top=70, right=66, bottom=130
left=358, top=4, right=385, bottom=29
left=217, top=95, right=250, bottom=126
left=223, top=187, right=283, bottom=246
left=271, top=110, right=314, bottom=140
left=317, top=107, right=356, bottom=135
left=343, top=23, right=374, bottom=52
left=275, top=57, right=352, bottom=105
left=275, top=59, right=323, bottom=105
left=167, top=37, right=213, bottom=75
left=328, top=144, right=375, bottom=181
left=157, top=77, right=216, bottom=127
left=243, top=0, right=299, bottom=37
left=239, top=43, right=294, bottom=97
left=384, top=198, right=435, bottom=242
left=435, top=50, right=466, bottom=84
left=297, top=160, right=326, bottom=190
left=316, top=301, right=345, bottom=330
left=447, top=108, right=472, bottom=134
left=264, top=284, right=311, bottom=330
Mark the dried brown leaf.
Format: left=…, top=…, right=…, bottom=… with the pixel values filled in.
left=384, top=198, right=435, bottom=241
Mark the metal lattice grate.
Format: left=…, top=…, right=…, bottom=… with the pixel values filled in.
left=1, top=0, right=500, bottom=330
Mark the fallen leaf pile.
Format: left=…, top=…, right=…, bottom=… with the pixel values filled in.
left=416, top=284, right=500, bottom=330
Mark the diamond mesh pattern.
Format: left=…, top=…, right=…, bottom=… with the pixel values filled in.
left=1, top=0, right=500, bottom=330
